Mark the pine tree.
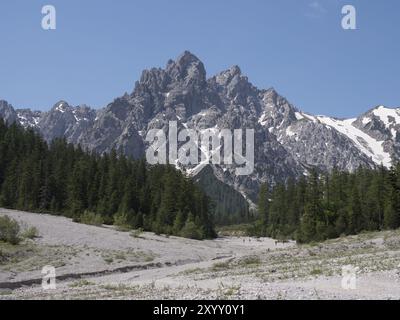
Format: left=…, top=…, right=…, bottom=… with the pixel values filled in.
left=258, top=183, right=269, bottom=226
left=384, top=167, right=400, bottom=229
left=299, top=169, right=324, bottom=242
left=348, top=180, right=362, bottom=234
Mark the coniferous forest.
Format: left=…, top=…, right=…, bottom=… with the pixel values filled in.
left=255, top=166, right=400, bottom=243
left=0, top=119, right=215, bottom=239
left=2, top=117, right=400, bottom=244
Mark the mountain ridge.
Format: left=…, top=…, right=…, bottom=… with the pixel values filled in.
left=1, top=51, right=399, bottom=204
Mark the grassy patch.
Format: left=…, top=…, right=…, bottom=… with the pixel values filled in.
left=114, top=252, right=126, bottom=261
left=0, top=289, right=13, bottom=296
left=0, top=215, right=21, bottom=245
left=216, top=224, right=252, bottom=237
left=0, top=241, right=36, bottom=266
left=101, top=283, right=131, bottom=291
left=211, top=261, right=231, bottom=272
left=113, top=212, right=133, bottom=232
left=79, top=211, right=104, bottom=226
left=69, top=279, right=95, bottom=288
left=0, top=242, right=77, bottom=272
left=239, top=256, right=261, bottom=267
left=130, top=228, right=144, bottom=239
left=21, top=226, right=39, bottom=240
left=103, top=256, right=114, bottom=264
left=180, top=267, right=204, bottom=275
left=310, top=268, right=323, bottom=276
left=144, top=255, right=154, bottom=262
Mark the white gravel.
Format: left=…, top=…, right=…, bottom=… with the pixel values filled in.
left=1, top=208, right=399, bottom=300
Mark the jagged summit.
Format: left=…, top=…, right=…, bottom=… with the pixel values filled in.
left=1, top=51, right=399, bottom=202
left=0, top=100, right=18, bottom=124
left=166, top=51, right=206, bottom=84
left=52, top=100, right=71, bottom=112
left=175, top=50, right=202, bottom=65
left=214, top=65, right=243, bottom=84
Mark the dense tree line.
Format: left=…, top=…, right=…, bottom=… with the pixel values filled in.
left=0, top=119, right=215, bottom=239
left=255, top=166, right=400, bottom=243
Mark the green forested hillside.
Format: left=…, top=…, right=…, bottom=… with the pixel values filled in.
left=0, top=119, right=215, bottom=239
left=255, top=166, right=400, bottom=243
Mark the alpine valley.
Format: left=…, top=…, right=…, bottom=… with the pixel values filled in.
left=1, top=51, right=399, bottom=219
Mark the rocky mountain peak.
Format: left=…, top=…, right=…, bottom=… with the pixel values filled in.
left=211, top=65, right=255, bottom=105
left=15, top=109, right=42, bottom=128
left=166, top=51, right=206, bottom=85
left=352, top=105, right=400, bottom=147
left=138, top=68, right=168, bottom=90
left=52, top=100, right=71, bottom=113
left=263, top=87, right=278, bottom=99
left=214, top=65, right=243, bottom=86
left=1, top=51, right=399, bottom=206
left=0, top=100, right=18, bottom=124
left=257, top=88, right=298, bottom=129
left=0, top=100, right=10, bottom=107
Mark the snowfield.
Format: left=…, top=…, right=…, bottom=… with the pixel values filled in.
left=315, top=115, right=392, bottom=167
left=1, top=208, right=400, bottom=300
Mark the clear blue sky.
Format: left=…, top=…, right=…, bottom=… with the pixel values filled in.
left=0, top=0, right=399, bottom=118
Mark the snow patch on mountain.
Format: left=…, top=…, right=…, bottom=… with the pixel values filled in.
left=316, top=116, right=392, bottom=167
left=295, top=112, right=304, bottom=120
left=368, top=106, right=400, bottom=138
left=56, top=103, right=67, bottom=113
left=372, top=106, right=400, bottom=127
left=16, top=110, right=42, bottom=128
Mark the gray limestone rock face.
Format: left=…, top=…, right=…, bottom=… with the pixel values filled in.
left=1, top=51, right=399, bottom=205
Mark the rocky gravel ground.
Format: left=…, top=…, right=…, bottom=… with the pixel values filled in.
left=1, top=208, right=400, bottom=300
